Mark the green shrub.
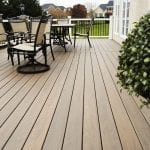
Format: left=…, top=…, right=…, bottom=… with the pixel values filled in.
left=117, top=13, right=150, bottom=104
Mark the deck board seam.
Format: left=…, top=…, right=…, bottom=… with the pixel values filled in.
left=89, top=40, right=103, bottom=150
left=102, top=42, right=150, bottom=127
left=1, top=52, right=67, bottom=149
left=94, top=39, right=123, bottom=150
left=61, top=42, right=82, bottom=150
left=40, top=51, right=76, bottom=149
left=98, top=40, right=144, bottom=150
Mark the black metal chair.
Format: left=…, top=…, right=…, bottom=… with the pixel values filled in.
left=28, top=17, right=39, bottom=42
left=0, top=21, right=7, bottom=47
left=7, top=15, right=50, bottom=74
left=9, top=19, right=30, bottom=43
left=74, top=18, right=93, bottom=48
left=45, top=17, right=55, bottom=60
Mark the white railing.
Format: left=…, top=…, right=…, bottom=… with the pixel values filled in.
left=2, top=17, right=113, bottom=38
left=53, top=17, right=112, bottom=38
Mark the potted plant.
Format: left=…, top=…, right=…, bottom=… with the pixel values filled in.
left=117, top=13, right=150, bottom=105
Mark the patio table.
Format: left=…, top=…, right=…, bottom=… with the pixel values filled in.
left=51, top=23, right=75, bottom=51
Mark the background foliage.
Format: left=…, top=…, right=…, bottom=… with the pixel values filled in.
left=48, top=8, right=67, bottom=19
left=0, top=0, right=42, bottom=18
left=72, top=4, right=87, bottom=18
left=117, top=13, right=150, bottom=104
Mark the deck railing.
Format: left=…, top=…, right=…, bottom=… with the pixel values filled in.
left=70, top=18, right=110, bottom=38
left=2, top=17, right=113, bottom=38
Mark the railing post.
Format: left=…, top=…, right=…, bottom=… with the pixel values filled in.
left=68, top=16, right=72, bottom=36
left=109, top=16, right=113, bottom=39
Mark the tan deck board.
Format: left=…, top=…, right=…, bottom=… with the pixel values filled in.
left=94, top=39, right=142, bottom=150
left=0, top=75, right=30, bottom=111
left=3, top=51, right=72, bottom=149
left=0, top=52, right=67, bottom=149
left=83, top=42, right=102, bottom=150
left=100, top=40, right=150, bottom=150
left=91, top=42, right=122, bottom=150
left=103, top=40, right=150, bottom=125
left=41, top=42, right=81, bottom=150
left=103, top=40, right=150, bottom=124
left=62, top=41, right=85, bottom=150
left=0, top=39, right=149, bottom=150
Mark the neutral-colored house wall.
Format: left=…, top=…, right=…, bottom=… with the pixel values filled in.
left=112, top=0, right=150, bottom=44
left=94, top=7, right=104, bottom=17
left=129, top=0, right=150, bottom=30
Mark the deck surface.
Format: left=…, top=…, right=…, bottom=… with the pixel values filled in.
left=0, top=39, right=150, bottom=150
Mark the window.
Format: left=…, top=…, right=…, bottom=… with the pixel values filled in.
left=114, top=0, right=120, bottom=33
left=122, top=0, right=130, bottom=35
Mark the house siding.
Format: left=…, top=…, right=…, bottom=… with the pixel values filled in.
left=129, top=0, right=150, bottom=30
left=113, top=0, right=150, bottom=44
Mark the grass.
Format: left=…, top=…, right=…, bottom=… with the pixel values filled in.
left=72, top=20, right=109, bottom=37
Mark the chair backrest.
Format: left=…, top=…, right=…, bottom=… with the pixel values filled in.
left=31, top=19, right=39, bottom=35
left=9, top=20, right=29, bottom=33
left=57, top=19, right=69, bottom=24
left=84, top=19, right=93, bottom=34
left=45, top=17, right=53, bottom=40
left=45, top=17, right=53, bottom=34
left=77, top=18, right=93, bottom=35
left=34, top=15, right=49, bottom=46
left=0, top=22, right=7, bottom=43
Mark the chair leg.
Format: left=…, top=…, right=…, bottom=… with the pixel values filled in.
left=63, top=36, right=67, bottom=52
left=17, top=53, right=20, bottom=65
left=87, top=36, right=92, bottom=48
left=50, top=44, right=55, bottom=60
left=74, top=35, right=76, bottom=48
left=10, top=54, right=14, bottom=66
left=8, top=48, right=14, bottom=65
left=69, top=34, right=72, bottom=45
left=7, top=51, right=9, bottom=60
left=43, top=48, right=47, bottom=65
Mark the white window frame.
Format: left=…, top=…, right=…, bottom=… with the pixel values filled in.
left=121, top=0, right=130, bottom=36
left=114, top=0, right=120, bottom=34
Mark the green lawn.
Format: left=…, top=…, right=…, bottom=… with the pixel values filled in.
left=72, top=20, right=109, bottom=37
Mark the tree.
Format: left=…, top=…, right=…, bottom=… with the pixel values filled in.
left=0, top=0, right=42, bottom=18
left=23, top=0, right=42, bottom=17
left=48, top=7, right=67, bottom=19
left=72, top=4, right=87, bottom=18
left=0, top=0, right=8, bottom=18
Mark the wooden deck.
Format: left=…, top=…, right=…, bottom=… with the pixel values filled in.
left=0, top=39, right=150, bottom=150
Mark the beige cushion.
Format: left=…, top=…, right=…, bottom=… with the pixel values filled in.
left=0, top=23, right=6, bottom=42
left=31, top=21, right=39, bottom=34
left=57, top=19, right=69, bottom=24
left=11, top=21, right=28, bottom=33
left=13, top=43, right=35, bottom=51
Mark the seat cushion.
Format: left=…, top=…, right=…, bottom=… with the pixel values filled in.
left=12, top=43, right=37, bottom=52
left=75, top=32, right=88, bottom=36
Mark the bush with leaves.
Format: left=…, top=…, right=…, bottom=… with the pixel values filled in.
left=117, top=13, right=150, bottom=104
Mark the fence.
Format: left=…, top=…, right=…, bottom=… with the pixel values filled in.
left=2, top=17, right=112, bottom=38
left=52, top=17, right=112, bottom=38
left=70, top=18, right=110, bottom=38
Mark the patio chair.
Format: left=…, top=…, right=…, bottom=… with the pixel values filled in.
left=74, top=18, right=94, bottom=48
left=29, top=18, right=39, bottom=42
left=9, top=19, right=30, bottom=43
left=0, top=22, right=7, bottom=47
left=8, top=19, right=32, bottom=64
left=45, top=17, right=55, bottom=60
left=7, top=15, right=50, bottom=74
